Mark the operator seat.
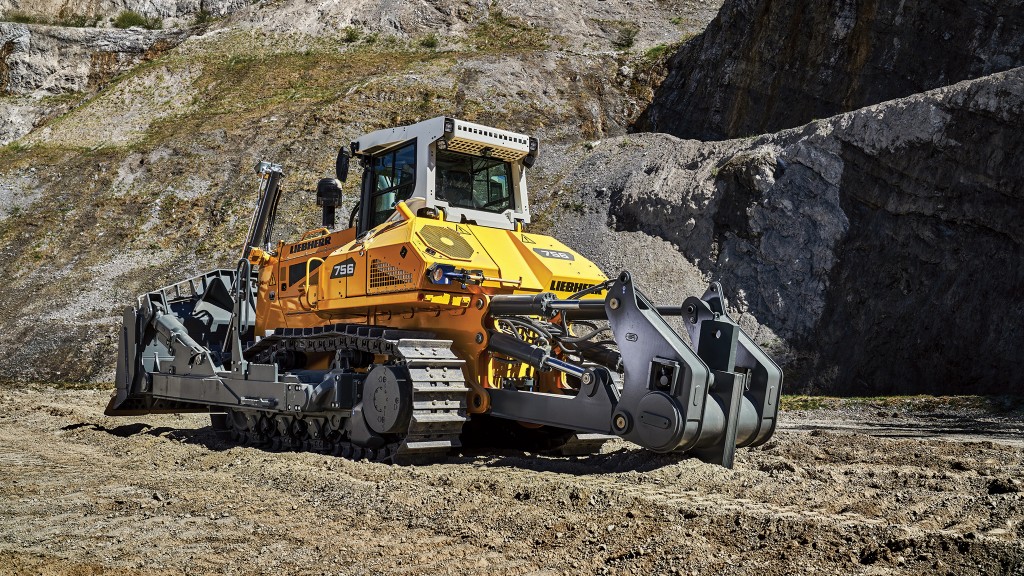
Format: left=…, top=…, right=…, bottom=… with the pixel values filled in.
left=440, top=170, right=474, bottom=208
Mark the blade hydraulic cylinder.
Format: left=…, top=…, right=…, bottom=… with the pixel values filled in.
left=488, top=331, right=586, bottom=379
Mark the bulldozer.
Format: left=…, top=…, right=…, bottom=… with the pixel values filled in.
left=106, top=116, right=782, bottom=467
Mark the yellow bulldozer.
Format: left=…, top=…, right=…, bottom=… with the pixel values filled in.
left=106, top=117, right=782, bottom=467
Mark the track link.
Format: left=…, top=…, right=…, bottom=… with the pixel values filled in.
left=394, top=339, right=469, bottom=464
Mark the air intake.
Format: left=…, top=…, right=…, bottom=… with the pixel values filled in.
left=418, top=225, right=475, bottom=260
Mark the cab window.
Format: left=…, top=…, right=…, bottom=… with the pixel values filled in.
left=436, top=149, right=513, bottom=213
left=368, top=140, right=416, bottom=228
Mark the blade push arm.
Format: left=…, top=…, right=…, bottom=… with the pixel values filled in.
left=486, top=272, right=783, bottom=468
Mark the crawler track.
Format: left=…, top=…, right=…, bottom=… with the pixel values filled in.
left=224, top=325, right=469, bottom=464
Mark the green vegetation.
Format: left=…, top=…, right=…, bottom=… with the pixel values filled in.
left=127, top=39, right=465, bottom=152
left=560, top=199, right=586, bottom=214
left=3, top=141, right=28, bottom=153
left=194, top=10, right=215, bottom=26
left=644, top=43, right=670, bottom=60
left=612, top=23, right=639, bottom=50
left=342, top=26, right=362, bottom=43
left=57, top=11, right=96, bottom=27
left=469, top=11, right=551, bottom=52
left=668, top=16, right=699, bottom=29
left=418, top=33, right=439, bottom=49
left=113, top=10, right=162, bottom=30
left=4, top=10, right=45, bottom=24
left=781, top=395, right=840, bottom=411
left=3, top=9, right=99, bottom=27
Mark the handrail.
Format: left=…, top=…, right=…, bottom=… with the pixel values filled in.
left=298, top=227, right=330, bottom=241
left=302, top=257, right=325, bottom=310
left=136, top=268, right=237, bottom=308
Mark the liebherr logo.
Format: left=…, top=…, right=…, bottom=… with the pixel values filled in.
left=549, top=280, right=603, bottom=294
left=289, top=236, right=332, bottom=254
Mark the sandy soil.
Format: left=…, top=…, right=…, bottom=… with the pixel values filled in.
left=1, top=386, right=1022, bottom=576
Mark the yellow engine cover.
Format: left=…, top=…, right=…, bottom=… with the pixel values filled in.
left=254, top=214, right=607, bottom=411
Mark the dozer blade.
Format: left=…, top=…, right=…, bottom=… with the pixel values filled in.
left=105, top=269, right=241, bottom=416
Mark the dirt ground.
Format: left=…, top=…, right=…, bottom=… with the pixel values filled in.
left=1, top=386, right=1022, bottom=576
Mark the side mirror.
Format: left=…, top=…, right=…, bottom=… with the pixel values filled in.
left=336, top=147, right=350, bottom=182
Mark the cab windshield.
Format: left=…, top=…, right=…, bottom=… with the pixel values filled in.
left=435, top=149, right=514, bottom=213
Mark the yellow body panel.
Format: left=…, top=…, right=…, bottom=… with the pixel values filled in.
left=253, top=212, right=607, bottom=412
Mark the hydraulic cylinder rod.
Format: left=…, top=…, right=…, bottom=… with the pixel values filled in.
left=489, top=294, right=606, bottom=319
left=489, top=293, right=683, bottom=320
left=487, top=331, right=586, bottom=379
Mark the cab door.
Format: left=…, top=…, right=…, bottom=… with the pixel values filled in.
left=357, top=140, right=417, bottom=235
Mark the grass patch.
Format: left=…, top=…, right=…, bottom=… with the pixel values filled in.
left=194, top=10, right=215, bottom=26
left=3, top=141, right=28, bottom=153
left=781, top=395, right=841, bottom=411
left=57, top=11, right=97, bottom=27
left=668, top=16, right=700, bottom=30
left=134, top=42, right=461, bottom=151
left=612, top=23, right=639, bottom=50
left=342, top=26, right=362, bottom=43
left=469, top=11, right=551, bottom=52
left=113, top=10, right=162, bottom=30
left=644, top=43, right=670, bottom=60
left=418, top=33, right=439, bottom=49
left=4, top=10, right=46, bottom=24
left=3, top=9, right=99, bottom=27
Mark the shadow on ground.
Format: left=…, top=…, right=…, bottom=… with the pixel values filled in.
left=66, top=420, right=698, bottom=473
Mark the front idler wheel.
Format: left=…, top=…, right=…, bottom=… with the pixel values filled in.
left=363, top=365, right=413, bottom=435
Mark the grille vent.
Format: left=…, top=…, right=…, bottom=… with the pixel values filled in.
left=418, top=225, right=475, bottom=260
left=368, top=259, right=415, bottom=294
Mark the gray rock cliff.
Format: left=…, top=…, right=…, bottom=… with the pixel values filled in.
left=638, top=0, right=1024, bottom=140
left=561, top=67, right=1024, bottom=395
left=0, top=23, right=187, bottom=94
left=1, top=0, right=250, bottom=22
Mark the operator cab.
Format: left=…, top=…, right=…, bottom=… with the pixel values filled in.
left=343, top=117, right=538, bottom=235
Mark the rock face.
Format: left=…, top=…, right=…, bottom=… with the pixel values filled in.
left=559, top=67, right=1024, bottom=395
left=817, top=70, right=1023, bottom=395
left=0, top=96, right=46, bottom=143
left=638, top=0, right=1024, bottom=140
left=224, top=0, right=717, bottom=51
left=0, top=0, right=249, bottom=21
left=0, top=23, right=187, bottom=94
left=0, top=20, right=189, bottom=143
